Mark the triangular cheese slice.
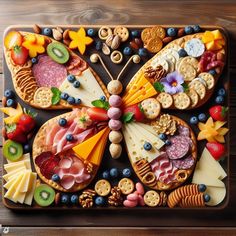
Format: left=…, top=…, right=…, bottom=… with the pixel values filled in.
left=24, top=172, right=37, bottom=205
left=72, top=127, right=109, bottom=160
left=205, top=185, right=226, bottom=206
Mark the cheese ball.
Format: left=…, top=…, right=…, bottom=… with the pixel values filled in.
left=109, top=143, right=122, bottom=159
left=107, top=80, right=123, bottom=95
left=109, top=130, right=123, bottom=143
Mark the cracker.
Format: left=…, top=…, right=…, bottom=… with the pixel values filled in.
left=151, top=26, right=166, bottom=39
left=166, top=59, right=175, bottom=73
left=95, top=179, right=111, bottom=196
left=114, top=26, right=129, bottom=42
left=145, top=37, right=163, bottom=53
left=198, top=72, right=215, bottom=90
left=144, top=190, right=160, bottom=207
left=178, top=63, right=196, bottom=81
left=189, top=80, right=206, bottom=100
left=175, top=58, right=183, bottom=71
left=180, top=56, right=199, bottom=70
left=151, top=57, right=169, bottom=72
left=141, top=27, right=153, bottom=44
left=186, top=89, right=199, bottom=108
left=156, top=92, right=173, bottom=108
left=141, top=98, right=161, bottom=119
left=33, top=87, right=53, bottom=108
left=173, top=93, right=191, bottom=110
left=118, top=178, right=134, bottom=195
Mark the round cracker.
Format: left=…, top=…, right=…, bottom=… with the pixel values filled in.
left=178, top=63, right=196, bottom=81
left=173, top=92, right=191, bottom=110
left=118, top=178, right=134, bottom=195
left=189, top=80, right=206, bottom=100
left=33, top=87, right=53, bottom=108
left=179, top=56, right=199, bottom=70
left=156, top=92, right=173, bottom=108
left=144, top=190, right=160, bottom=207
left=146, top=37, right=163, bottom=53
left=141, top=27, right=153, bottom=44
left=151, top=26, right=166, bottom=39
left=95, top=179, right=111, bottom=196
left=114, top=26, right=129, bottom=42
left=198, top=72, right=215, bottom=90
left=187, top=89, right=199, bottom=108
left=151, top=57, right=169, bottom=72
left=141, top=98, right=161, bottom=119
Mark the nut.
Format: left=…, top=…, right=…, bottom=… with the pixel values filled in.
left=52, top=28, right=63, bottom=41
left=110, top=50, right=123, bottom=64
left=63, top=39, right=70, bottom=46
left=109, top=143, right=122, bottom=159
left=105, top=34, right=114, bottom=47
left=107, top=80, right=123, bottom=95
left=33, top=24, right=41, bottom=34
left=54, top=192, right=61, bottom=205
left=79, top=189, right=96, bottom=208
left=144, top=65, right=166, bottom=82
left=111, top=35, right=121, bottom=50
left=98, top=26, right=112, bottom=40
left=63, top=29, right=69, bottom=40
left=102, top=43, right=111, bottom=55
left=132, top=55, right=141, bottom=64
left=178, top=28, right=185, bottom=37
left=56, top=26, right=63, bottom=34
left=109, top=130, right=123, bottom=143
left=162, top=36, right=173, bottom=44
left=108, top=186, right=123, bottom=206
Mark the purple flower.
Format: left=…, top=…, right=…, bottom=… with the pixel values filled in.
left=160, top=71, right=184, bottom=95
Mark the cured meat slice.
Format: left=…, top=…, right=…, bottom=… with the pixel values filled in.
left=32, top=55, right=67, bottom=87
left=59, top=157, right=73, bottom=169
left=35, top=151, right=53, bottom=168
left=166, top=135, right=190, bottom=159
left=178, top=125, right=190, bottom=137
left=172, top=155, right=195, bottom=170
left=66, top=56, right=87, bottom=75
left=42, top=160, right=58, bottom=179
left=60, top=175, right=75, bottom=190
left=69, top=161, right=84, bottom=175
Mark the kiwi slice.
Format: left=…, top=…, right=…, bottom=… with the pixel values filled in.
left=34, top=184, right=55, bottom=207
left=3, top=140, right=23, bottom=161
left=47, top=42, right=70, bottom=64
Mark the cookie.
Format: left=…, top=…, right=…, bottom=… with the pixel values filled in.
left=118, top=178, right=134, bottom=195
left=114, top=26, right=129, bottom=42
left=141, top=27, right=153, bottom=44
left=198, top=72, right=215, bottom=90
left=186, top=89, right=199, bottom=108
left=145, top=37, right=163, bottom=53
left=151, top=26, right=166, bottom=39
left=95, top=179, right=111, bottom=196
left=173, top=93, right=191, bottom=110
left=141, top=98, right=161, bottom=119
left=144, top=190, right=160, bottom=207
left=151, top=57, right=169, bottom=72
left=156, top=92, right=173, bottom=108
left=189, top=80, right=206, bottom=100
left=33, top=87, right=53, bottom=108
left=180, top=56, right=199, bottom=70
left=98, top=26, right=112, bottom=40
left=178, top=63, right=196, bottom=81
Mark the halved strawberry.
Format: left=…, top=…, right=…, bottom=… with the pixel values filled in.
left=87, top=107, right=109, bottom=121
left=206, top=142, right=226, bottom=161
left=209, top=105, right=228, bottom=121
left=11, top=45, right=29, bottom=65
left=123, top=104, right=145, bottom=122
left=6, top=124, right=27, bottom=143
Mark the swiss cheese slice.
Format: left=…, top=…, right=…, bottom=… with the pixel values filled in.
left=24, top=172, right=37, bottom=206
left=205, top=185, right=226, bottom=206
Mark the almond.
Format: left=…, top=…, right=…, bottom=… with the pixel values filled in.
left=56, top=26, right=63, bottom=34
left=52, top=29, right=63, bottom=41
left=33, top=24, right=41, bottom=34
left=162, top=36, right=173, bottom=44
left=178, top=28, right=185, bottom=37
left=63, top=29, right=69, bottom=40
left=63, top=38, right=70, bottom=46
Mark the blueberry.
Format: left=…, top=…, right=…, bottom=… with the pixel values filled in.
left=59, top=118, right=67, bottom=127
left=167, top=27, right=178, bottom=37
left=138, top=48, right=148, bottom=57
left=75, top=98, right=81, bottom=105
left=67, top=74, right=76, bottom=83
left=102, top=170, right=110, bottom=180
left=67, top=96, right=75, bottom=105
left=144, top=142, right=152, bottom=151
left=51, top=174, right=60, bottom=182
left=100, top=95, right=106, bottom=101
left=190, top=116, right=198, bottom=125
left=158, top=133, right=167, bottom=140
left=6, top=99, right=16, bottom=108
left=60, top=92, right=69, bottom=100
left=66, top=134, right=74, bottom=142
left=122, top=168, right=132, bottom=178
left=193, top=25, right=201, bottom=33
left=204, top=194, right=211, bottom=202
left=73, top=80, right=80, bottom=88
left=218, top=88, right=226, bottom=96
left=95, top=196, right=106, bottom=206
left=110, top=168, right=119, bottom=178
left=123, top=46, right=132, bottom=56
left=184, top=26, right=194, bottom=35
left=87, top=28, right=96, bottom=37
left=208, top=69, right=216, bottom=76
left=70, top=194, right=79, bottom=205
left=165, top=140, right=171, bottom=146
left=61, top=194, right=70, bottom=204
left=198, top=113, right=207, bottom=122
left=95, top=41, right=103, bottom=51
left=23, top=144, right=31, bottom=153
left=31, top=57, right=37, bottom=64
left=4, top=89, right=15, bottom=99
left=178, top=48, right=187, bottom=57
left=215, top=95, right=224, bottom=104
left=43, top=28, right=52, bottom=36
left=198, top=184, right=207, bottom=193
left=131, top=30, right=140, bottom=37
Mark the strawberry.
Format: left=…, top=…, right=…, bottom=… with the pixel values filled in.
left=206, top=142, right=226, bottom=161
left=18, top=109, right=37, bottom=133
left=6, top=124, right=27, bottom=143
left=123, top=104, right=145, bottom=122
left=87, top=107, right=109, bottom=121
left=209, top=105, right=228, bottom=121
left=11, top=45, right=29, bottom=65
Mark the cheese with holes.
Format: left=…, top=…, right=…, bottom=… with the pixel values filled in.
left=205, top=185, right=226, bottom=206
left=59, top=68, right=105, bottom=106
left=73, top=127, right=109, bottom=160
left=24, top=172, right=37, bottom=205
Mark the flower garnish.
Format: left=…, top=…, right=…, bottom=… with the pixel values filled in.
left=160, top=71, right=184, bottom=95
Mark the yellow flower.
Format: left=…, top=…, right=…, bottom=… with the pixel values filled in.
left=22, top=34, right=45, bottom=58
left=69, top=27, right=93, bottom=55
left=201, top=30, right=225, bottom=51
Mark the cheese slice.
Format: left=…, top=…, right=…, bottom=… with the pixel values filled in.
left=4, top=159, right=31, bottom=173
left=88, top=128, right=110, bottom=165
left=16, top=170, right=32, bottom=193
left=196, top=148, right=227, bottom=180
left=73, top=127, right=109, bottom=160
left=24, top=172, right=37, bottom=206
left=205, top=185, right=226, bottom=206
left=3, top=176, right=17, bottom=190
left=136, top=122, right=158, bottom=136
left=192, top=169, right=225, bottom=188
left=3, top=167, right=27, bottom=181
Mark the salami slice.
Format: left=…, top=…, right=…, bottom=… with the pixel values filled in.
left=172, top=155, right=195, bottom=169
left=66, top=56, right=87, bottom=75
left=178, top=125, right=190, bottom=137
left=32, top=55, right=67, bottom=87
left=166, top=135, right=190, bottom=160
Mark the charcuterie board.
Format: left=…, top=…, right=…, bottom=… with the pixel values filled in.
left=2, top=25, right=229, bottom=210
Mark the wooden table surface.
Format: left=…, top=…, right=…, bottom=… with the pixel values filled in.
left=0, top=0, right=236, bottom=235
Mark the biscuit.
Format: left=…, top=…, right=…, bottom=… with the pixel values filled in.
left=33, top=87, right=53, bottom=108
left=173, top=93, right=191, bottom=110
left=180, top=56, right=199, bottom=70
left=179, top=193, right=205, bottom=208
left=98, top=26, right=112, bottom=40
left=178, top=63, right=196, bottom=81
left=151, top=57, right=169, bottom=72
left=175, top=169, right=188, bottom=182
left=151, top=26, right=166, bottom=39
left=189, top=80, right=206, bottom=100
left=114, top=26, right=129, bottom=42
left=145, top=37, right=163, bottom=53
left=141, top=27, right=153, bottom=44
left=186, top=89, right=199, bottom=108
left=158, top=191, right=168, bottom=206
left=141, top=98, right=161, bottom=119
left=198, top=72, right=215, bottom=90
left=144, top=190, right=160, bottom=207
left=95, top=179, right=111, bottom=196
left=118, top=178, right=134, bottom=195
left=142, top=171, right=156, bottom=186
left=156, top=92, right=173, bottom=108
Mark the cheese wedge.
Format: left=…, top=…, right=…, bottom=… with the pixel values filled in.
left=205, top=185, right=226, bottom=206
left=4, top=159, right=31, bottom=173
left=3, top=166, right=27, bottom=181
left=24, top=172, right=37, bottom=205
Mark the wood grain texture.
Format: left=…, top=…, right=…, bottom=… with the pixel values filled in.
left=0, top=0, right=236, bottom=234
